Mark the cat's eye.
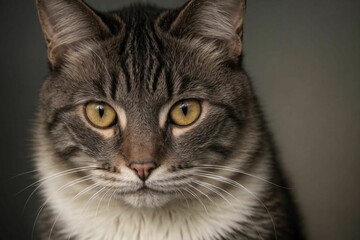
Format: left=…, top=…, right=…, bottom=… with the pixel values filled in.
left=84, top=102, right=117, bottom=128
left=169, top=99, right=201, bottom=126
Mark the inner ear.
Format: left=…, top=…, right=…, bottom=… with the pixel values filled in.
left=169, top=0, right=247, bottom=58
left=36, top=0, right=112, bottom=67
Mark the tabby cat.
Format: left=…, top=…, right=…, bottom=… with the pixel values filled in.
left=34, top=0, right=304, bottom=239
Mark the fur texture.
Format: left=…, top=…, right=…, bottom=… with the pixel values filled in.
left=34, top=0, right=304, bottom=239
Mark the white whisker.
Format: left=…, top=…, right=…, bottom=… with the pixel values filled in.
left=9, top=169, right=39, bottom=180
left=31, top=175, right=94, bottom=240
left=82, top=186, right=106, bottom=213
left=18, top=166, right=96, bottom=196
left=73, top=182, right=100, bottom=200
left=196, top=164, right=289, bottom=189
left=65, top=183, right=103, bottom=240
left=182, top=185, right=209, bottom=214
left=193, top=179, right=232, bottom=206
left=23, top=167, right=96, bottom=214
left=176, top=189, right=190, bottom=209
left=197, top=171, right=278, bottom=240
left=107, top=187, right=117, bottom=210
left=96, top=187, right=113, bottom=217
left=48, top=211, right=62, bottom=240
left=188, top=182, right=215, bottom=204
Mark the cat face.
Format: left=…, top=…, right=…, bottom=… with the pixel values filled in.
left=37, top=0, right=253, bottom=208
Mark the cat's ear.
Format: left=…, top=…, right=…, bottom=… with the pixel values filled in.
left=36, top=0, right=110, bottom=67
left=170, top=0, right=246, bottom=58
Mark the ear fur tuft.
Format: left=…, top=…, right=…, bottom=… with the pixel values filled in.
left=36, top=0, right=110, bottom=67
left=170, top=0, right=246, bottom=58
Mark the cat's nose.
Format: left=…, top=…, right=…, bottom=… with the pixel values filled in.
left=129, top=161, right=157, bottom=181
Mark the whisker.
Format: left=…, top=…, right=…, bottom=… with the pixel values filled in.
left=17, top=166, right=97, bottom=196
left=73, top=183, right=101, bottom=201
left=194, top=179, right=238, bottom=203
left=196, top=172, right=278, bottom=240
left=182, top=185, right=208, bottom=214
left=188, top=183, right=214, bottom=204
left=196, top=165, right=289, bottom=189
left=8, top=169, right=39, bottom=180
left=192, top=179, right=232, bottom=206
left=23, top=167, right=96, bottom=215
left=82, top=186, right=106, bottom=213
left=68, top=183, right=102, bottom=239
left=175, top=189, right=190, bottom=209
left=32, top=204, right=45, bottom=240
left=96, top=187, right=113, bottom=217
left=31, top=176, right=94, bottom=240
left=48, top=211, right=62, bottom=240
left=107, top=188, right=117, bottom=210
left=47, top=182, right=101, bottom=240
left=25, top=174, right=93, bottom=212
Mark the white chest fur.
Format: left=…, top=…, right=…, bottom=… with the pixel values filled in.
left=40, top=169, right=266, bottom=240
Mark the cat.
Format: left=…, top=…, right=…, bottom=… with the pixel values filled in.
left=34, top=0, right=305, bottom=239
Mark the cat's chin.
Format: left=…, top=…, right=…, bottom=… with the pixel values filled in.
left=121, top=189, right=175, bottom=208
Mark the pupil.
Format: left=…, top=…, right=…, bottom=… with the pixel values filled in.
left=98, top=105, right=105, bottom=118
left=181, top=103, right=188, bottom=116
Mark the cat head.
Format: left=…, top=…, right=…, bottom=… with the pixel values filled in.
left=36, top=0, right=258, bottom=208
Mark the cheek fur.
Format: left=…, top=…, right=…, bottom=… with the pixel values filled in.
left=58, top=115, right=117, bottom=161
left=172, top=107, right=239, bottom=155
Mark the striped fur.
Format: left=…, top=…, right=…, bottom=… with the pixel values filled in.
left=34, top=0, right=304, bottom=239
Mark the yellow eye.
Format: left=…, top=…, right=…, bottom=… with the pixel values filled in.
left=170, top=99, right=201, bottom=126
left=85, top=102, right=117, bottom=128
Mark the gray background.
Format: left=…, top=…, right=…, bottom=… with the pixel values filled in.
left=0, top=0, right=359, bottom=239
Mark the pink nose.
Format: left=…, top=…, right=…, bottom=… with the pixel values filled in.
left=129, top=161, right=157, bottom=181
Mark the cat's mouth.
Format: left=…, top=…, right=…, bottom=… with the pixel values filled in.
left=126, top=185, right=170, bottom=195
left=119, top=185, right=177, bottom=208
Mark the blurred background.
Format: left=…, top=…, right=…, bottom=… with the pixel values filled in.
left=0, top=0, right=359, bottom=239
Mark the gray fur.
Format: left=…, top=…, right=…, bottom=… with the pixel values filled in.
left=34, top=0, right=304, bottom=239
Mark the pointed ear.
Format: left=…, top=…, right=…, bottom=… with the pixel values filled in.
left=170, top=0, right=246, bottom=58
left=36, top=0, right=110, bottom=67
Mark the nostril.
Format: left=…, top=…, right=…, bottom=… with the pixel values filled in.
left=129, top=161, right=157, bottom=181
